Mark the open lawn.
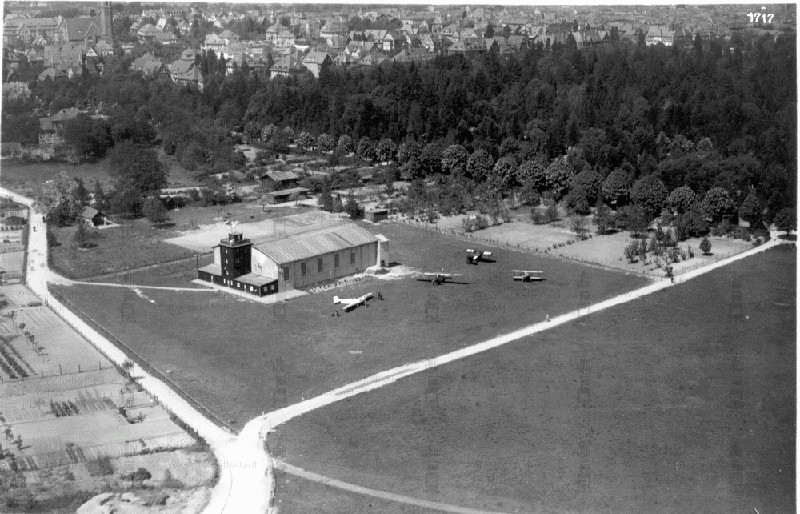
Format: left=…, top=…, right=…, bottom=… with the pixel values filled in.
left=48, top=202, right=300, bottom=279
left=52, top=223, right=648, bottom=429
left=272, top=245, right=796, bottom=513
left=50, top=220, right=199, bottom=280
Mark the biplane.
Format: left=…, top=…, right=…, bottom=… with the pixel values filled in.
left=465, top=248, right=493, bottom=264
left=512, top=270, right=545, bottom=282
left=418, top=270, right=463, bottom=285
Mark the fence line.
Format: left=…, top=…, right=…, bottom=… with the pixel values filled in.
left=47, top=287, right=234, bottom=434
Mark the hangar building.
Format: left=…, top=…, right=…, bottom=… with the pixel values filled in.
left=197, top=223, right=384, bottom=296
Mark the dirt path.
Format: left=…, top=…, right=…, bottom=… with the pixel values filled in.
left=275, top=460, right=507, bottom=514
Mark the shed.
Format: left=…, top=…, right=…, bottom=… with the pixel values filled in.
left=365, top=208, right=389, bottom=223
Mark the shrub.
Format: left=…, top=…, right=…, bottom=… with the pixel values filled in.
left=545, top=202, right=559, bottom=222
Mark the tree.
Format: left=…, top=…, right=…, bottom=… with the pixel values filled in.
left=545, top=202, right=559, bottom=222
left=738, top=189, right=763, bottom=227
left=142, top=196, right=168, bottom=226
left=569, top=214, right=588, bottom=239
left=441, top=144, right=469, bottom=177
left=337, top=134, right=354, bottom=154
left=544, top=157, right=575, bottom=201
left=594, top=199, right=615, bottom=235
left=699, top=237, right=712, bottom=255
left=601, top=168, right=633, bottom=207
left=630, top=175, right=668, bottom=218
left=773, top=207, right=796, bottom=234
left=64, top=115, right=113, bottom=160
left=93, top=181, right=107, bottom=211
left=418, top=143, right=443, bottom=177
left=72, top=221, right=96, bottom=248
left=296, top=131, right=315, bottom=151
left=108, top=140, right=166, bottom=196
left=344, top=194, right=363, bottom=219
left=71, top=178, right=91, bottom=208
left=318, top=181, right=334, bottom=211
left=675, top=205, right=710, bottom=241
left=317, top=133, right=335, bottom=153
left=109, top=186, right=144, bottom=217
left=701, top=187, right=736, bottom=223
left=467, top=149, right=494, bottom=183
left=489, top=156, right=518, bottom=193
left=618, top=205, right=649, bottom=237
left=397, top=140, right=422, bottom=165
left=36, top=171, right=82, bottom=226
left=376, top=138, right=397, bottom=162
left=666, top=186, right=697, bottom=214
left=570, top=169, right=603, bottom=205
left=333, top=195, right=344, bottom=213
left=357, top=136, right=376, bottom=161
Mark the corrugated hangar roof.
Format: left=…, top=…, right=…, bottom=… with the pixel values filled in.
left=255, top=223, right=378, bottom=265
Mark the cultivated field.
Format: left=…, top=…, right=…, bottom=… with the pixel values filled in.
left=52, top=223, right=649, bottom=429
left=0, top=284, right=217, bottom=512
left=271, top=244, right=796, bottom=513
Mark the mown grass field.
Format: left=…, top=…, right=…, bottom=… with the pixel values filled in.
left=52, top=223, right=648, bottom=429
left=49, top=203, right=299, bottom=280
left=271, top=244, right=796, bottom=513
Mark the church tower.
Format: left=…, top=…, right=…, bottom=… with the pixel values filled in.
left=100, top=2, right=113, bottom=38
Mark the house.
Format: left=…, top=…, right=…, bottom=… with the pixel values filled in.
left=275, top=30, right=296, bottom=48
left=646, top=24, right=674, bottom=46
left=169, top=60, right=204, bottom=90
left=301, top=50, right=332, bottom=78
left=154, top=32, right=178, bottom=46
left=130, top=53, right=168, bottom=77
left=269, top=54, right=306, bottom=78
left=81, top=206, right=109, bottom=227
left=39, top=108, right=82, bottom=150
left=263, top=187, right=310, bottom=204
left=447, top=37, right=486, bottom=57
left=203, top=33, right=226, bottom=53
left=260, top=170, right=300, bottom=192
left=137, top=24, right=162, bottom=43
left=197, top=224, right=383, bottom=295
left=218, top=29, right=239, bottom=45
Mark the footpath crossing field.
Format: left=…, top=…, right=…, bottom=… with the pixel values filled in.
left=270, top=245, right=796, bottom=514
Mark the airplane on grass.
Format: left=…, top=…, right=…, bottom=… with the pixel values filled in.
left=465, top=248, right=493, bottom=264
left=333, top=292, right=374, bottom=312
left=418, top=270, right=463, bottom=285
left=512, top=270, right=545, bottom=282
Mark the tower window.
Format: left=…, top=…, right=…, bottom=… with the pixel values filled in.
left=317, top=258, right=323, bottom=272
left=350, top=252, right=355, bottom=264
left=282, top=266, right=290, bottom=281
left=334, top=254, right=339, bottom=268
left=301, top=263, right=307, bottom=276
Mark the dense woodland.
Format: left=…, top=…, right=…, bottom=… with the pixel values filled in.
left=4, top=31, right=796, bottom=232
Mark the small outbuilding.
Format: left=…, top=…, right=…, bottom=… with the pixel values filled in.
left=81, top=206, right=109, bottom=227
left=365, top=208, right=389, bottom=223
